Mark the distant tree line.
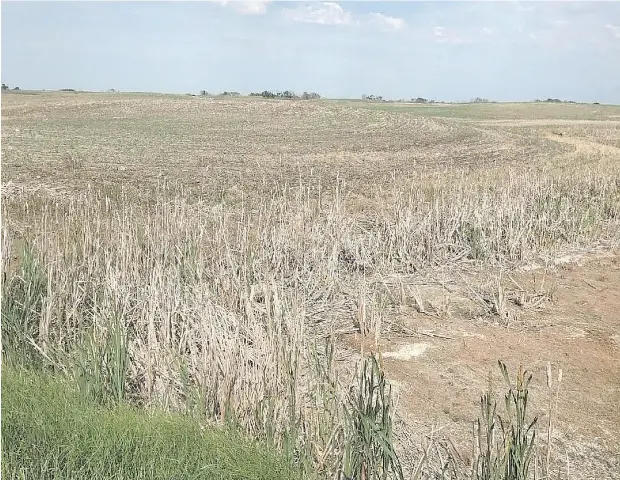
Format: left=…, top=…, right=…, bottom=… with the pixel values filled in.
left=197, top=90, right=320, bottom=99
left=362, top=95, right=442, bottom=104
left=0, top=83, right=598, bottom=106
left=248, top=90, right=321, bottom=100
left=534, top=98, right=577, bottom=104
left=198, top=91, right=240, bottom=97
left=363, top=95, right=444, bottom=104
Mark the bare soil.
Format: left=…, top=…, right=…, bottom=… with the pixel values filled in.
left=344, top=252, right=620, bottom=478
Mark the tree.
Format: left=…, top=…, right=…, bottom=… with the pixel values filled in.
left=277, top=90, right=298, bottom=99
left=1, top=83, right=8, bottom=91
left=301, top=91, right=320, bottom=100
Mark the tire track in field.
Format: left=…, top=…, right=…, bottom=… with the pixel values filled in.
left=544, top=131, right=620, bottom=157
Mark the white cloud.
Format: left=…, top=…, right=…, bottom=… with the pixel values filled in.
left=606, top=24, right=620, bottom=39
left=283, top=3, right=405, bottom=31
left=367, top=12, right=407, bottom=31
left=284, top=2, right=351, bottom=26
left=431, top=26, right=476, bottom=45
left=219, top=0, right=270, bottom=15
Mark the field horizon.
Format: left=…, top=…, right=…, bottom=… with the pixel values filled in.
left=3, top=88, right=618, bottom=107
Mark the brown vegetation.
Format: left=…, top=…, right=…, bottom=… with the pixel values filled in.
left=2, top=92, right=619, bottom=478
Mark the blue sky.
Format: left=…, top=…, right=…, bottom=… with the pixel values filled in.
left=2, top=1, right=620, bottom=103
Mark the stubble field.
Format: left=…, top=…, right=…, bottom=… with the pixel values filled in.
left=2, top=91, right=619, bottom=479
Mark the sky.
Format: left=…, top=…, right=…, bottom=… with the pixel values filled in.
left=2, top=1, right=620, bottom=103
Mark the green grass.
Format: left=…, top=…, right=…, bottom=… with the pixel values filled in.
left=1, top=366, right=301, bottom=480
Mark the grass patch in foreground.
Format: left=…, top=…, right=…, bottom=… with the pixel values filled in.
left=1, top=367, right=301, bottom=480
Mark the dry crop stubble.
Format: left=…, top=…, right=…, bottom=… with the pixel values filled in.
left=2, top=92, right=620, bottom=478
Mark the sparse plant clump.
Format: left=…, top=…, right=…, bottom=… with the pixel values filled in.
left=343, top=354, right=403, bottom=480
left=1, top=241, right=47, bottom=367
left=472, top=362, right=538, bottom=480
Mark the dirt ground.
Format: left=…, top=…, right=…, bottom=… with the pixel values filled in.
left=344, top=252, right=620, bottom=478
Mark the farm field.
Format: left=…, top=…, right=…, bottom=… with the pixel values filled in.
left=2, top=91, right=620, bottom=479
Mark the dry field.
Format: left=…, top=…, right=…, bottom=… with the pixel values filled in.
left=2, top=91, right=620, bottom=479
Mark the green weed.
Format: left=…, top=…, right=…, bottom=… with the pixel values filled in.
left=1, top=366, right=300, bottom=480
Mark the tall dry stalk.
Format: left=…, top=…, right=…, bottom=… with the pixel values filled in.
left=1, top=158, right=616, bottom=476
